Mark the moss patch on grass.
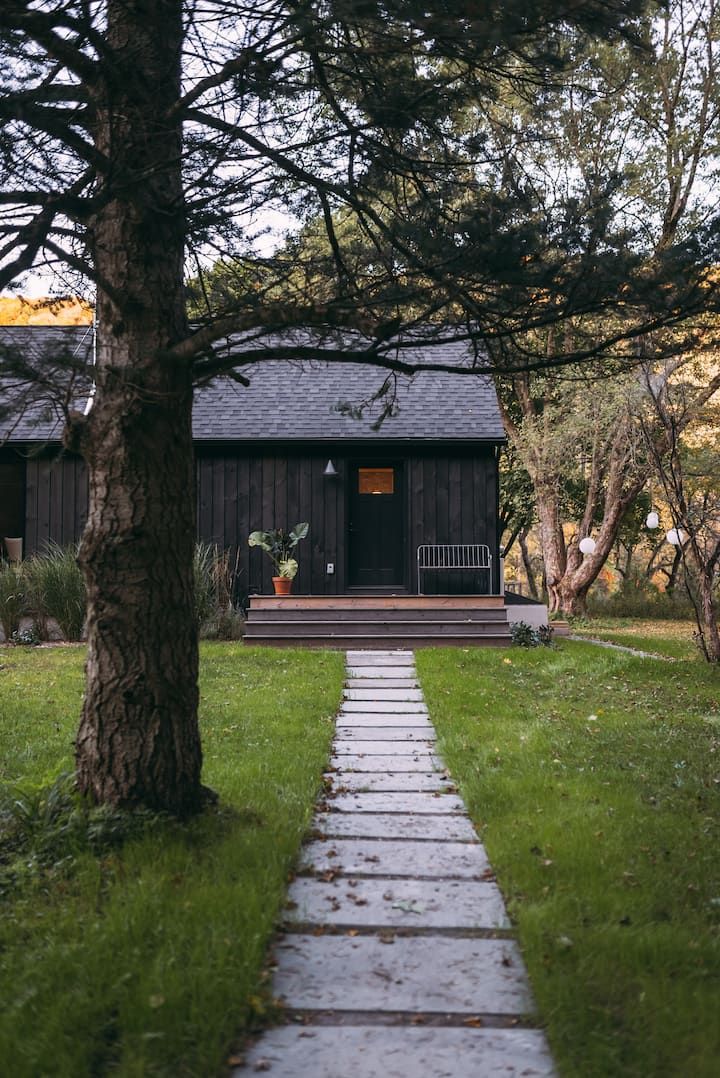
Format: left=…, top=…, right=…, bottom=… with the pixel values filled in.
left=417, top=642, right=720, bottom=1078
left=0, top=644, right=345, bottom=1077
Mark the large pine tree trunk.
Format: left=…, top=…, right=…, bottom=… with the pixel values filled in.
left=72, top=0, right=204, bottom=814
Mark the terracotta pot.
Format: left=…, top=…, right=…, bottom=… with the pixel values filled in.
left=3, top=537, right=22, bottom=562
left=272, top=576, right=293, bottom=596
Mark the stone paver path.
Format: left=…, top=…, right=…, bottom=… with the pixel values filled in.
left=235, top=651, right=556, bottom=1077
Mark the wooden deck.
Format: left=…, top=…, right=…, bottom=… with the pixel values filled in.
left=243, top=594, right=512, bottom=648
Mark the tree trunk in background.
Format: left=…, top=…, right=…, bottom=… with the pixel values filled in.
left=519, top=527, right=539, bottom=599
left=696, top=568, right=720, bottom=662
left=72, top=0, right=204, bottom=814
left=534, top=483, right=566, bottom=614
left=666, top=546, right=682, bottom=594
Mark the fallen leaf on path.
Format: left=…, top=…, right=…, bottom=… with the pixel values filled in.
left=392, top=900, right=424, bottom=914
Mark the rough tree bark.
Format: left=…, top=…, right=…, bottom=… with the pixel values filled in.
left=69, top=0, right=204, bottom=814
left=518, top=527, right=539, bottom=599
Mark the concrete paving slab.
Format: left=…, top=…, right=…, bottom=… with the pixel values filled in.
left=327, top=792, right=464, bottom=814
left=332, top=740, right=436, bottom=756
left=299, top=838, right=493, bottom=878
left=347, top=666, right=416, bottom=679
left=344, top=688, right=425, bottom=701
left=235, top=1026, right=556, bottom=1078
left=346, top=650, right=414, bottom=662
left=346, top=661, right=417, bottom=672
left=314, top=812, right=478, bottom=842
left=342, top=700, right=428, bottom=713
left=273, top=935, right=534, bottom=1015
left=326, top=771, right=454, bottom=793
left=335, top=714, right=434, bottom=728
left=284, top=876, right=510, bottom=929
left=335, top=728, right=436, bottom=743
left=331, top=754, right=442, bottom=772
left=345, top=678, right=419, bottom=690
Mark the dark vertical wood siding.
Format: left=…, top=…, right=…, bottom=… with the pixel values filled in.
left=24, top=455, right=88, bottom=553
left=196, top=450, right=347, bottom=596
left=195, top=446, right=498, bottom=596
left=0, top=449, right=26, bottom=551
left=405, top=451, right=497, bottom=594
left=18, top=444, right=499, bottom=594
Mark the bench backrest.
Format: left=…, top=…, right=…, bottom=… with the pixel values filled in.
left=417, top=543, right=492, bottom=594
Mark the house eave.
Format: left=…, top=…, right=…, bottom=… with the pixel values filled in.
left=191, top=435, right=507, bottom=450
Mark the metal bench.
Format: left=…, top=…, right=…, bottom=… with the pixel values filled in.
left=417, top=543, right=493, bottom=595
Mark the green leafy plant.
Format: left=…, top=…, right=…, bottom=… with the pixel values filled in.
left=24, top=542, right=86, bottom=641
left=0, top=771, right=167, bottom=877
left=0, top=771, right=81, bottom=868
left=11, top=625, right=40, bottom=646
left=510, top=620, right=554, bottom=647
left=0, top=560, right=27, bottom=641
left=248, top=523, right=309, bottom=578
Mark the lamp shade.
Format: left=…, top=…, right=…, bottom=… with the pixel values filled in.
left=323, top=460, right=338, bottom=477
left=579, top=536, right=596, bottom=555
left=645, top=511, right=660, bottom=529
left=666, top=528, right=686, bottom=546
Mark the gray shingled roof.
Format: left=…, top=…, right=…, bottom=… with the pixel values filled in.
left=0, top=325, right=93, bottom=441
left=1, top=326, right=505, bottom=444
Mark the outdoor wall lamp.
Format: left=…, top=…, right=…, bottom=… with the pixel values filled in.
left=323, top=459, right=339, bottom=478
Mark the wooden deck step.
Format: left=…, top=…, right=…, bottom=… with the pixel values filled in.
left=244, top=633, right=511, bottom=649
left=249, top=595, right=505, bottom=611
left=244, top=594, right=513, bottom=649
left=244, top=619, right=511, bottom=639
left=248, top=608, right=509, bottom=623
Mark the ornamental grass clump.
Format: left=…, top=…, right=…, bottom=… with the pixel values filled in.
left=0, top=560, right=27, bottom=641
left=25, top=542, right=86, bottom=641
left=193, top=541, right=218, bottom=627
left=193, top=543, right=244, bottom=638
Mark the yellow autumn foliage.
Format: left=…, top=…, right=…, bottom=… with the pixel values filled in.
left=0, top=296, right=93, bottom=326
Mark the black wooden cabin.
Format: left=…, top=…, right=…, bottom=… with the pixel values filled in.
left=1, top=326, right=515, bottom=643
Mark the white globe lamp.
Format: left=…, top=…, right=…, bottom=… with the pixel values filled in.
left=579, top=536, right=596, bottom=555
left=666, top=528, right=685, bottom=546
left=645, top=511, right=659, bottom=530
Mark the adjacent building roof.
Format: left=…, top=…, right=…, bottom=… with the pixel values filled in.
left=0, top=325, right=93, bottom=442
left=0, top=325, right=505, bottom=444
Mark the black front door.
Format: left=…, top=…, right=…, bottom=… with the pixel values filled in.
left=348, top=463, right=404, bottom=587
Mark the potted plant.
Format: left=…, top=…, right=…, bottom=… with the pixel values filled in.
left=248, top=523, right=309, bottom=595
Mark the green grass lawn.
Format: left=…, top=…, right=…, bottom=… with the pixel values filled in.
left=416, top=641, right=720, bottom=1078
left=571, top=616, right=699, bottom=660
left=0, top=644, right=345, bottom=1078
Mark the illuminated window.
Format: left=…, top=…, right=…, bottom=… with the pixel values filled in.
left=358, top=467, right=394, bottom=495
